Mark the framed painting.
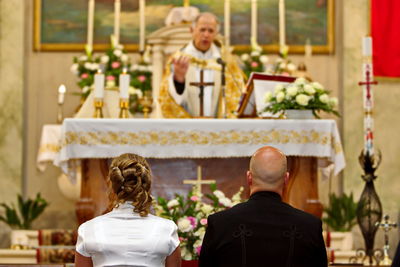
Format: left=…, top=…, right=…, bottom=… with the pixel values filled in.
left=34, top=0, right=334, bottom=54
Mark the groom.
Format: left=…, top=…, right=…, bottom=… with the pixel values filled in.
left=199, top=146, right=328, bottom=267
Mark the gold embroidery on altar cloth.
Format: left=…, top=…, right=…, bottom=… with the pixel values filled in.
left=62, top=130, right=343, bottom=154
left=38, top=144, right=60, bottom=153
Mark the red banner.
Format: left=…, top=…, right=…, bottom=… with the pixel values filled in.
left=371, top=0, right=400, bottom=77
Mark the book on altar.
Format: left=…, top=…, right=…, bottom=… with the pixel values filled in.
left=236, top=72, right=296, bottom=118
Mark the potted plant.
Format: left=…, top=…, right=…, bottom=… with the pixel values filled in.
left=0, top=193, right=49, bottom=248
left=323, top=192, right=358, bottom=251
left=263, top=77, right=340, bottom=119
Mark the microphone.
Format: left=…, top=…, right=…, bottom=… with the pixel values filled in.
left=216, top=58, right=226, bottom=66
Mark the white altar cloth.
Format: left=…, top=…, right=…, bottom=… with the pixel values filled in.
left=53, top=118, right=345, bottom=180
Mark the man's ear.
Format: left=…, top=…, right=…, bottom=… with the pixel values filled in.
left=284, top=172, right=289, bottom=186
left=246, top=171, right=252, bottom=186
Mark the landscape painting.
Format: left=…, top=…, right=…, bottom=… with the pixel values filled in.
left=34, top=0, right=333, bottom=53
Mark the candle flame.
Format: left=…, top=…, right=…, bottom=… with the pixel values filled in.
left=58, top=84, right=66, bottom=93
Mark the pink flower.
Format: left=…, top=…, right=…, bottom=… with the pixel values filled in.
left=200, top=218, right=207, bottom=225
left=190, top=196, right=199, bottom=201
left=138, top=75, right=146, bottom=82
left=251, top=61, right=259, bottom=68
left=196, top=246, right=202, bottom=255
left=187, top=216, right=198, bottom=228
left=111, top=61, right=120, bottom=69
left=80, top=73, right=89, bottom=79
left=106, top=75, right=115, bottom=81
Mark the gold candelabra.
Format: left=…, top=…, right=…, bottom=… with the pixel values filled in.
left=139, top=91, right=153, bottom=118
left=93, top=99, right=104, bottom=118
left=119, top=99, right=129, bottom=118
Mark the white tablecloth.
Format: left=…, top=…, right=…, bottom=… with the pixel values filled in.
left=51, top=118, right=345, bottom=181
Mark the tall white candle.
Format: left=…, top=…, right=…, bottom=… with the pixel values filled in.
left=362, top=36, right=372, bottom=57
left=114, top=0, right=121, bottom=45
left=58, top=84, right=67, bottom=104
left=119, top=72, right=130, bottom=99
left=279, top=0, right=286, bottom=50
left=87, top=0, right=95, bottom=52
left=251, top=0, right=257, bottom=43
left=139, top=0, right=145, bottom=51
left=224, top=0, right=230, bottom=47
left=94, top=71, right=105, bottom=99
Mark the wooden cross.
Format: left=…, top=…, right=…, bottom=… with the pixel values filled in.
left=189, top=69, right=215, bottom=117
left=183, top=166, right=216, bottom=197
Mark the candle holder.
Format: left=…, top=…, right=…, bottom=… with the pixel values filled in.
left=119, top=99, right=129, bottom=119
left=93, top=99, right=104, bottom=118
left=139, top=91, right=153, bottom=119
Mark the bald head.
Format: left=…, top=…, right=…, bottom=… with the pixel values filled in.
left=191, top=12, right=219, bottom=52
left=247, top=146, right=288, bottom=195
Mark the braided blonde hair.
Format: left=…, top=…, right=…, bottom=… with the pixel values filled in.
left=107, top=153, right=153, bottom=217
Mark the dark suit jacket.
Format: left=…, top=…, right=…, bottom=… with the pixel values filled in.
left=392, top=242, right=400, bottom=267
left=199, top=191, right=327, bottom=267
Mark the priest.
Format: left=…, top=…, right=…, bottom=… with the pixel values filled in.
left=158, top=12, right=245, bottom=118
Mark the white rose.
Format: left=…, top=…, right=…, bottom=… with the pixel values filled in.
left=167, top=199, right=179, bottom=208
left=232, top=187, right=243, bottom=203
left=279, top=62, right=287, bottom=69
left=240, top=53, right=250, bottom=62
left=274, top=84, right=284, bottom=94
left=219, top=197, right=232, bottom=207
left=89, top=63, right=99, bottom=71
left=286, top=85, right=298, bottom=96
left=84, top=62, right=92, bottom=69
left=312, top=82, right=324, bottom=90
left=177, top=218, right=193, bottom=232
left=101, top=55, right=109, bottom=64
left=260, top=55, right=269, bottom=64
left=79, top=55, right=88, bottom=61
left=263, top=91, right=272, bottom=103
left=251, top=50, right=261, bottom=57
left=194, top=228, right=206, bottom=239
left=70, top=64, right=79, bottom=74
left=113, top=49, right=123, bottom=57
left=82, top=86, right=90, bottom=93
left=295, top=94, right=310, bottom=106
left=287, top=63, right=297, bottom=71
left=304, top=84, right=316, bottom=94
left=276, top=91, right=285, bottom=103
left=201, top=204, right=214, bottom=214
left=129, top=87, right=143, bottom=98
left=329, top=97, right=338, bottom=107
left=213, top=190, right=225, bottom=198
left=319, top=94, right=329, bottom=104
left=295, top=77, right=307, bottom=85
left=181, top=247, right=192, bottom=260
left=106, top=80, right=116, bottom=88
left=121, top=54, right=129, bottom=62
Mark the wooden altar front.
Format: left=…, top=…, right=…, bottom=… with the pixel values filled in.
left=53, top=118, right=345, bottom=224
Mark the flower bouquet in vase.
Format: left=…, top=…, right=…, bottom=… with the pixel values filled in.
left=240, top=38, right=269, bottom=78
left=263, top=77, right=340, bottom=119
left=155, top=184, right=244, bottom=264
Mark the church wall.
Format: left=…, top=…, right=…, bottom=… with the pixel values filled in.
left=0, top=0, right=24, bottom=247
left=342, top=0, right=400, bottom=256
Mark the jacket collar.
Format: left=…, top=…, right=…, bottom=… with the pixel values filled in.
left=249, top=191, right=282, bottom=202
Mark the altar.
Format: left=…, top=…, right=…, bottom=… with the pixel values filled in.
left=42, top=118, right=345, bottom=224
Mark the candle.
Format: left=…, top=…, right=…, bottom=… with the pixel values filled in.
left=94, top=71, right=105, bottom=99
left=139, top=0, right=145, bottom=51
left=87, top=0, right=95, bottom=52
left=362, top=36, right=372, bottom=57
left=119, top=71, right=130, bottom=99
left=114, top=0, right=121, bottom=45
left=251, top=0, right=257, bottom=43
left=279, top=0, right=286, bottom=51
left=224, top=0, right=230, bottom=47
left=58, top=84, right=66, bottom=104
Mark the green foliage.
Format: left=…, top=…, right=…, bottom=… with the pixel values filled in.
left=0, top=193, right=49, bottom=229
left=323, top=192, right=358, bottom=232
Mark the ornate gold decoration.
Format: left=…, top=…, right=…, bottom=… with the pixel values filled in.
left=93, top=99, right=103, bottom=118
left=139, top=91, right=153, bottom=119
left=119, top=99, right=129, bottom=119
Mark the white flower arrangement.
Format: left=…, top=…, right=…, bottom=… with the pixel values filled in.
left=263, top=78, right=340, bottom=118
left=155, top=184, right=244, bottom=260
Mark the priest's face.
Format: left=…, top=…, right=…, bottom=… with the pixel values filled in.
left=191, top=15, right=218, bottom=52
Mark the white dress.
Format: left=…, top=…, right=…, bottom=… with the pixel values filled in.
left=75, top=202, right=179, bottom=267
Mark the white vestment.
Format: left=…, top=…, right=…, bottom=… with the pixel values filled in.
left=168, top=42, right=222, bottom=117
left=76, top=202, right=179, bottom=267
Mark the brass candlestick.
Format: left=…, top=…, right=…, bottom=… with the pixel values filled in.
left=119, top=99, right=129, bottom=118
left=139, top=91, right=153, bottom=118
left=93, top=99, right=104, bottom=118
